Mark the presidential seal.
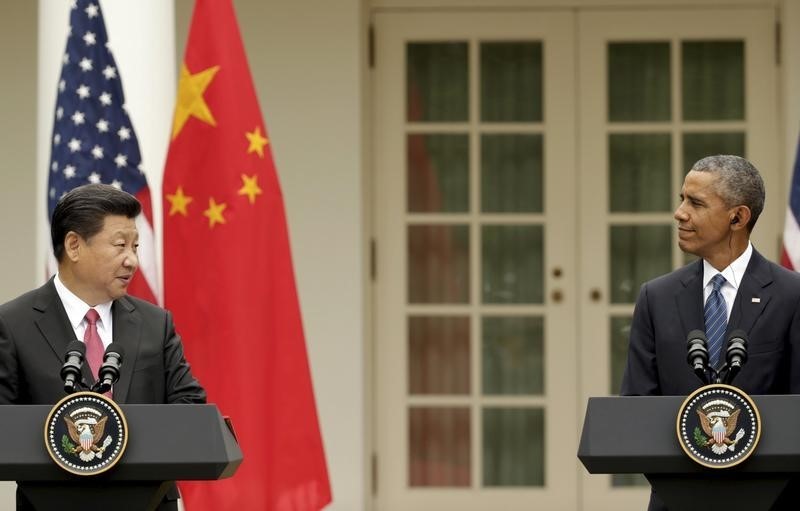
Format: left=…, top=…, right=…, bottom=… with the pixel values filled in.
left=44, top=391, right=128, bottom=476
left=676, top=384, right=760, bottom=469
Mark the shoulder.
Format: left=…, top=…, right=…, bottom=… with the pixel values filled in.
left=0, top=280, right=56, bottom=316
left=752, top=252, right=800, bottom=289
left=115, top=294, right=170, bottom=320
left=640, top=259, right=701, bottom=294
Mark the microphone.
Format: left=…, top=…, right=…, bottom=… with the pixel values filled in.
left=93, top=343, right=124, bottom=394
left=724, top=329, right=748, bottom=384
left=686, top=330, right=709, bottom=384
left=60, top=341, right=86, bottom=394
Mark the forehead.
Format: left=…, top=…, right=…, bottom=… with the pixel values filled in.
left=682, top=170, right=720, bottom=196
left=98, top=214, right=138, bottom=235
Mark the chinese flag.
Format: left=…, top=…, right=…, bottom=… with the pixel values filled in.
left=162, top=1, right=332, bottom=509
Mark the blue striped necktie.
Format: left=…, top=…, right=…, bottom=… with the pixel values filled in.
left=704, top=273, right=728, bottom=369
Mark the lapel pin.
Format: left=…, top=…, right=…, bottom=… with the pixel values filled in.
left=751, top=297, right=761, bottom=303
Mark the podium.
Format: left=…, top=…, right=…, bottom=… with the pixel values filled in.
left=578, top=395, right=800, bottom=511
left=0, top=404, right=242, bottom=511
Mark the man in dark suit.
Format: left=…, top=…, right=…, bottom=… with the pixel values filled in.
left=621, top=155, right=800, bottom=510
left=0, top=183, right=205, bottom=509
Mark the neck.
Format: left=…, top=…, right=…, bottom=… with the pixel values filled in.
left=706, top=237, right=749, bottom=272
left=57, top=266, right=101, bottom=307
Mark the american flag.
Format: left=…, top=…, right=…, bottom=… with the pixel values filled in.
left=782, top=137, right=800, bottom=271
left=47, top=0, right=159, bottom=304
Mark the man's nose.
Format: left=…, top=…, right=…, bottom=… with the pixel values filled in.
left=674, top=203, right=688, bottom=221
left=124, top=251, right=139, bottom=269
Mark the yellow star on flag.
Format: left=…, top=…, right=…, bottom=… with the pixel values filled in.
left=203, top=198, right=227, bottom=228
left=165, top=186, right=193, bottom=216
left=245, top=126, right=269, bottom=158
left=238, top=174, right=263, bottom=204
left=172, top=63, right=220, bottom=139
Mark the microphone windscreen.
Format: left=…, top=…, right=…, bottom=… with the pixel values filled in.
left=686, top=329, right=707, bottom=343
left=727, top=329, right=748, bottom=346
left=103, top=342, right=124, bottom=359
left=65, top=340, right=85, bottom=356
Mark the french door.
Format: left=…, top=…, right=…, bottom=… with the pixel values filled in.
left=373, top=6, right=777, bottom=511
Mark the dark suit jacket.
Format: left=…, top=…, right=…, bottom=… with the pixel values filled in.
left=620, top=249, right=800, bottom=510
left=0, top=278, right=206, bottom=509
left=0, top=278, right=205, bottom=404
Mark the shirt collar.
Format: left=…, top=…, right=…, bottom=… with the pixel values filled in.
left=702, top=241, right=752, bottom=292
left=53, top=274, right=113, bottom=331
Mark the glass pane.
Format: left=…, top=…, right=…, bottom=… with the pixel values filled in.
left=480, top=42, right=542, bottom=122
left=408, top=134, right=469, bottom=213
left=610, top=225, right=672, bottom=303
left=483, top=316, right=544, bottom=395
left=609, top=134, right=671, bottom=212
left=407, top=43, right=468, bottom=122
left=409, top=316, right=470, bottom=395
left=408, top=224, right=470, bottom=304
left=481, top=134, right=543, bottom=213
left=409, top=407, right=471, bottom=487
left=483, top=407, right=544, bottom=486
left=682, top=132, right=746, bottom=172
left=682, top=41, right=744, bottom=121
left=482, top=225, right=544, bottom=304
left=610, top=316, right=632, bottom=395
left=608, top=42, right=671, bottom=122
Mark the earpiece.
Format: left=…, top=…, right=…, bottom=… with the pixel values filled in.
left=730, top=216, right=739, bottom=225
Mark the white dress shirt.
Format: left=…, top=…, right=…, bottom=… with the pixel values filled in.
left=53, top=273, right=113, bottom=349
left=702, top=241, right=753, bottom=322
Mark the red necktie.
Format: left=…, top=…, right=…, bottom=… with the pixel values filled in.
left=84, top=309, right=103, bottom=381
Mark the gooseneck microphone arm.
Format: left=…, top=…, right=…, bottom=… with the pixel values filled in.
left=686, top=330, right=710, bottom=385
left=60, top=340, right=86, bottom=394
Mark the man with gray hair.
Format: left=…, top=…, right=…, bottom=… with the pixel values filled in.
left=620, top=155, right=800, bottom=510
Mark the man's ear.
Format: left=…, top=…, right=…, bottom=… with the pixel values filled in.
left=730, top=206, right=752, bottom=230
left=64, top=231, right=82, bottom=262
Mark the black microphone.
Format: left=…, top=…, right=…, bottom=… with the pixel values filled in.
left=93, top=343, right=124, bottom=394
left=60, top=341, right=86, bottom=394
left=686, top=330, right=709, bottom=384
left=724, top=329, right=748, bottom=384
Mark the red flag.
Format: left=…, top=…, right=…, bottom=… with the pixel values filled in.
left=162, top=1, right=331, bottom=509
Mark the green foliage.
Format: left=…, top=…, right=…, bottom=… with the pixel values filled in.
left=61, top=435, right=76, bottom=454
left=693, top=427, right=708, bottom=447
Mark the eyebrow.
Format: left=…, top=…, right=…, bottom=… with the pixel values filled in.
left=680, top=192, right=705, bottom=205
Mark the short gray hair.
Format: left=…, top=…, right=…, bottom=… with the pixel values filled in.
left=690, top=155, right=764, bottom=232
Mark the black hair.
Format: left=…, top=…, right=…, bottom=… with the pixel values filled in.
left=51, top=183, right=141, bottom=262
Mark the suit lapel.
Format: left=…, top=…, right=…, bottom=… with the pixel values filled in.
left=111, top=296, right=140, bottom=403
left=32, top=279, right=94, bottom=384
left=676, top=260, right=705, bottom=334
left=728, top=250, right=771, bottom=336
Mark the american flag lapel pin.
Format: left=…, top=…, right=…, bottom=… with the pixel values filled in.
left=751, top=297, right=761, bottom=303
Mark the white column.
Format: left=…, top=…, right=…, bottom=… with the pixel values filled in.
left=37, top=0, right=176, bottom=293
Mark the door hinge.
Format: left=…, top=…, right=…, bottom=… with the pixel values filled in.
left=368, top=24, right=375, bottom=69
